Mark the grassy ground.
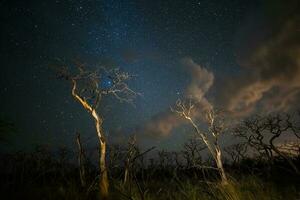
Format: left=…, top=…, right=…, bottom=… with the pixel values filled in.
left=2, top=175, right=299, bottom=200
left=0, top=151, right=299, bottom=200
left=110, top=176, right=299, bottom=200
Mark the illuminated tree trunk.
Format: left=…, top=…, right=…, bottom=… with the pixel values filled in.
left=72, top=80, right=109, bottom=199
left=92, top=110, right=109, bottom=199
left=215, top=147, right=228, bottom=184
left=203, top=136, right=228, bottom=184
left=187, top=115, right=228, bottom=185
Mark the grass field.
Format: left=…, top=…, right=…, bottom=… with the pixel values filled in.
left=0, top=149, right=299, bottom=200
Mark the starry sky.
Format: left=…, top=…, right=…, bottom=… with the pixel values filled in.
left=1, top=0, right=299, bottom=151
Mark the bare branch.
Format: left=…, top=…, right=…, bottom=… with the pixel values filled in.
left=171, top=97, right=228, bottom=184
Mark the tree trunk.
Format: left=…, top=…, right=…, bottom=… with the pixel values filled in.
left=76, top=133, right=86, bottom=188
left=215, top=147, right=228, bottom=185
left=99, top=138, right=109, bottom=199
left=92, top=110, right=109, bottom=199
left=123, top=159, right=130, bottom=185
left=71, top=80, right=109, bottom=199
left=196, top=130, right=228, bottom=184
left=271, top=144, right=299, bottom=175
left=202, top=136, right=228, bottom=184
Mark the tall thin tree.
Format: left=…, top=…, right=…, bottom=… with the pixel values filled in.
left=172, top=99, right=228, bottom=184
left=56, top=63, right=138, bottom=199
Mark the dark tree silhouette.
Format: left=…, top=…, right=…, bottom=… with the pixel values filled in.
left=235, top=113, right=299, bottom=174
left=182, top=137, right=206, bottom=168
left=224, top=143, right=248, bottom=165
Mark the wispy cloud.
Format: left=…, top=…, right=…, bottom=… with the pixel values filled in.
left=218, top=8, right=300, bottom=116
left=140, top=58, right=214, bottom=137
left=139, top=1, right=300, bottom=138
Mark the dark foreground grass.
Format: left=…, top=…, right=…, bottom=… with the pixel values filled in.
left=2, top=175, right=299, bottom=200
left=1, top=151, right=299, bottom=200
left=110, top=176, right=300, bottom=200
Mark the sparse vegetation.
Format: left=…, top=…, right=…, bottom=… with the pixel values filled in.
left=0, top=113, right=299, bottom=200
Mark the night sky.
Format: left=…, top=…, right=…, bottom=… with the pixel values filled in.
left=1, top=0, right=299, bottom=151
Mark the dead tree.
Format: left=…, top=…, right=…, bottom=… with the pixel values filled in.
left=122, top=135, right=155, bottom=200
left=56, top=63, right=138, bottom=199
left=172, top=99, right=228, bottom=184
left=76, top=133, right=87, bottom=188
left=157, top=150, right=170, bottom=169
left=182, top=137, right=206, bottom=168
left=108, top=144, right=124, bottom=175
left=224, top=143, right=247, bottom=165
left=235, top=114, right=299, bottom=174
left=123, top=136, right=139, bottom=185
left=234, top=115, right=273, bottom=161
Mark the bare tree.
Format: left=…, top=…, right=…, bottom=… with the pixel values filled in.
left=182, top=137, right=206, bottom=169
left=121, top=135, right=155, bottom=200
left=108, top=144, right=125, bottom=174
left=123, top=135, right=139, bottom=185
left=171, top=99, right=228, bottom=184
left=157, top=150, right=170, bottom=169
left=235, top=113, right=299, bottom=174
left=235, top=115, right=273, bottom=161
left=224, top=143, right=248, bottom=165
left=76, top=132, right=87, bottom=188
left=56, top=63, right=138, bottom=199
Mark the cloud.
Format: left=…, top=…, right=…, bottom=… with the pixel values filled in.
left=143, top=110, right=182, bottom=137
left=141, top=58, right=214, bottom=137
left=139, top=1, right=300, bottom=138
left=218, top=6, right=300, bottom=116
left=183, top=58, right=214, bottom=106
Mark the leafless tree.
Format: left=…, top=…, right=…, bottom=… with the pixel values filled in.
left=157, top=150, right=173, bottom=169
left=171, top=99, right=228, bottom=184
left=123, top=135, right=139, bottom=185
left=76, top=133, right=87, bottom=188
left=224, top=143, right=247, bottom=165
left=121, top=135, right=155, bottom=200
left=182, top=137, right=206, bottom=168
left=56, top=63, right=138, bottom=199
left=235, top=113, right=299, bottom=174
left=235, top=115, right=273, bottom=161
left=108, top=144, right=125, bottom=173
